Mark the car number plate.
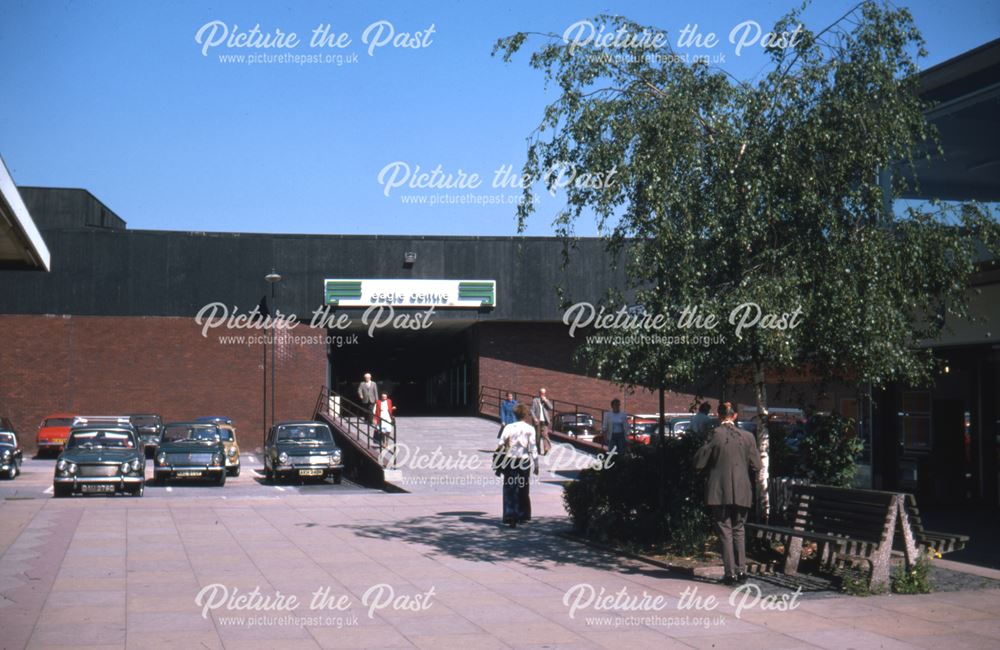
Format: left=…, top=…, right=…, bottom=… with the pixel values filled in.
left=81, top=484, right=114, bottom=493
left=177, top=471, right=202, bottom=477
left=298, top=469, right=323, bottom=477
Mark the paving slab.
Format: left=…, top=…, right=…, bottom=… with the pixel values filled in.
left=0, top=416, right=997, bottom=648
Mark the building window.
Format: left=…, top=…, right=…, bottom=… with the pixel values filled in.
left=899, top=391, right=932, bottom=452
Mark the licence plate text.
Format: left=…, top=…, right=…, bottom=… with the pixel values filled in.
left=81, top=484, right=115, bottom=493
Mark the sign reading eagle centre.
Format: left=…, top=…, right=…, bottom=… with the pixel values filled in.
left=325, top=279, right=496, bottom=308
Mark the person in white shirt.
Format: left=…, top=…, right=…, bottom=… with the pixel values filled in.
left=602, top=399, right=629, bottom=455
left=497, top=403, right=538, bottom=527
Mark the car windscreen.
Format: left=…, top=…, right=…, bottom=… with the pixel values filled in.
left=217, top=428, right=234, bottom=442
left=67, top=430, right=135, bottom=449
left=44, top=417, right=74, bottom=427
left=0, top=432, right=15, bottom=445
left=161, top=425, right=219, bottom=443
left=276, top=425, right=333, bottom=443
left=633, top=423, right=657, bottom=434
left=131, top=415, right=161, bottom=427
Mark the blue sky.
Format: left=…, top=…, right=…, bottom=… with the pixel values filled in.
left=1, top=0, right=998, bottom=236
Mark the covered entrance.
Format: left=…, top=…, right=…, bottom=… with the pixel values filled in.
left=327, top=320, right=479, bottom=415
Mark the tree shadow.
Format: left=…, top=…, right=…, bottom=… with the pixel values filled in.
left=343, top=510, right=670, bottom=576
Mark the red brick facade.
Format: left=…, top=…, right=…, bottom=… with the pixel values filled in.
left=0, top=315, right=327, bottom=452
left=475, top=322, right=699, bottom=417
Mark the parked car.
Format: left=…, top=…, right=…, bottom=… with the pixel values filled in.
left=129, top=414, right=163, bottom=457
left=154, top=422, right=228, bottom=486
left=216, top=423, right=241, bottom=476
left=195, top=416, right=234, bottom=426
left=53, top=423, right=145, bottom=497
left=628, top=416, right=658, bottom=445
left=264, top=421, right=343, bottom=484
left=553, top=412, right=597, bottom=442
left=37, top=413, right=75, bottom=456
left=0, top=429, right=23, bottom=479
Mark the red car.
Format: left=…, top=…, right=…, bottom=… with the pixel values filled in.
left=628, top=417, right=657, bottom=445
left=37, top=413, right=75, bottom=455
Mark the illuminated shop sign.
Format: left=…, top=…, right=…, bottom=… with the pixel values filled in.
left=324, top=279, right=496, bottom=308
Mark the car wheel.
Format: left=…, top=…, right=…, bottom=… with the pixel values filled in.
left=332, top=472, right=342, bottom=485
left=53, top=484, right=71, bottom=498
left=264, top=466, right=273, bottom=482
left=133, top=482, right=144, bottom=497
left=217, top=471, right=226, bottom=487
left=233, top=464, right=240, bottom=477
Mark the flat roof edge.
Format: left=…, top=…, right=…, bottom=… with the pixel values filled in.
left=0, top=156, right=51, bottom=271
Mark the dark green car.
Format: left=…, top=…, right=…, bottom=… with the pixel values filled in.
left=264, top=421, right=343, bottom=484
left=53, top=425, right=145, bottom=497
left=154, top=422, right=227, bottom=486
left=0, top=430, right=23, bottom=480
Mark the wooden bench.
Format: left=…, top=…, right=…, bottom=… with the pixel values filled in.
left=748, top=485, right=902, bottom=589
left=897, top=492, right=969, bottom=558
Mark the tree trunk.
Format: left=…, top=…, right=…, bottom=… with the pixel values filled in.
left=753, top=361, right=770, bottom=521
left=658, top=382, right=666, bottom=511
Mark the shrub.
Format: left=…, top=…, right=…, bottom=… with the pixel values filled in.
left=797, top=413, right=864, bottom=487
left=563, top=435, right=711, bottom=555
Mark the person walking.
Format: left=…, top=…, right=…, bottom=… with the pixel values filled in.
left=694, top=401, right=763, bottom=585
left=373, top=392, right=396, bottom=448
left=498, top=391, right=517, bottom=438
left=601, top=398, right=629, bottom=457
left=530, top=387, right=553, bottom=455
left=357, top=373, right=378, bottom=424
left=496, top=403, right=538, bottom=528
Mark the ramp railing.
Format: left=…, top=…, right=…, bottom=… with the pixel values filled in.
left=314, top=386, right=397, bottom=468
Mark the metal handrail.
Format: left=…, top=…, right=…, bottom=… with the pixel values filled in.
left=314, top=386, right=396, bottom=468
left=478, top=383, right=610, bottom=428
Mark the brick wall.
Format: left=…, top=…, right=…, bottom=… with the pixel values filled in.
left=0, top=315, right=326, bottom=452
left=475, top=322, right=699, bottom=417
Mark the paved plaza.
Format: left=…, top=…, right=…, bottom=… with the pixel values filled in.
left=1, top=417, right=998, bottom=649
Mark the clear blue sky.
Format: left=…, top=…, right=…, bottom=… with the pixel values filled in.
left=1, top=0, right=997, bottom=236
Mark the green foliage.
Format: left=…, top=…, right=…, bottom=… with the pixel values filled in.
left=892, top=556, right=934, bottom=594
left=495, top=2, right=1000, bottom=410
left=798, top=414, right=865, bottom=486
left=562, top=437, right=711, bottom=555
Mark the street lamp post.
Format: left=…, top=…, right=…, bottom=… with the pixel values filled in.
left=265, top=270, right=282, bottom=433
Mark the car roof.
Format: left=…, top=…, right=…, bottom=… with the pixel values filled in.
left=164, top=421, right=218, bottom=427
left=274, top=420, right=326, bottom=426
left=129, top=413, right=161, bottom=418
left=74, top=415, right=133, bottom=423
left=69, top=426, right=134, bottom=434
left=42, top=413, right=76, bottom=420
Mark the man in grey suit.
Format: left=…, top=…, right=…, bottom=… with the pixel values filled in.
left=357, top=373, right=378, bottom=424
left=694, top=401, right=763, bottom=585
left=530, top=388, right=553, bottom=455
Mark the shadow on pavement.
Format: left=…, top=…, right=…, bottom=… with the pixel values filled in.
left=345, top=511, right=668, bottom=574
